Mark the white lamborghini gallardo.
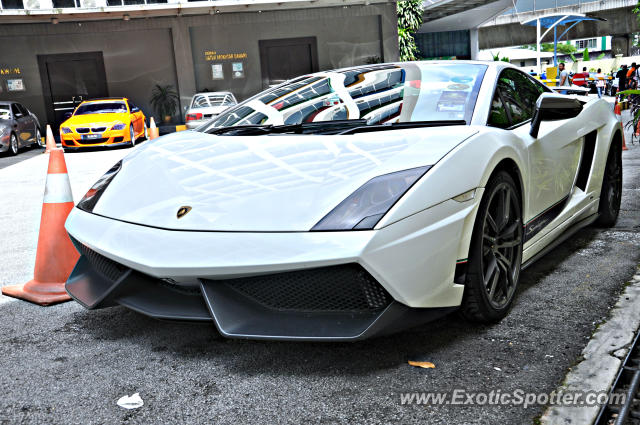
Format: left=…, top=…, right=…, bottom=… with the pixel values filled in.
left=65, top=61, right=623, bottom=340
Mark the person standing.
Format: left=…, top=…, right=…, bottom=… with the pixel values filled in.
left=628, top=63, right=638, bottom=90
left=595, top=68, right=605, bottom=98
left=617, top=65, right=628, bottom=91
left=558, top=63, right=571, bottom=94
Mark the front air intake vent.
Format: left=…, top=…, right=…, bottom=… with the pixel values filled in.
left=215, top=264, right=392, bottom=313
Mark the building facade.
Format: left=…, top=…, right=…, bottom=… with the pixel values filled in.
left=0, top=0, right=398, bottom=127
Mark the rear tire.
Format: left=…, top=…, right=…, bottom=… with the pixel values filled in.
left=596, top=142, right=622, bottom=227
left=461, top=171, right=523, bottom=323
left=34, top=128, right=42, bottom=148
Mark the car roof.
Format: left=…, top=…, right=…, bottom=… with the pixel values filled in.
left=193, top=92, right=234, bottom=96
left=0, top=101, right=16, bottom=106
left=80, top=98, right=128, bottom=103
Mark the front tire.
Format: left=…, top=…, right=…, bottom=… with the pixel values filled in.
left=461, top=171, right=523, bottom=323
left=129, top=124, right=136, bottom=147
left=9, top=133, right=18, bottom=156
left=596, top=142, right=622, bottom=227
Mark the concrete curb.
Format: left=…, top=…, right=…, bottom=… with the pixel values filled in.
left=541, top=268, right=640, bottom=424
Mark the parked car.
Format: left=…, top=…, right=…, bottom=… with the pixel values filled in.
left=605, top=77, right=619, bottom=97
left=0, top=101, right=42, bottom=156
left=66, top=61, right=622, bottom=341
left=185, top=92, right=237, bottom=129
left=59, top=97, right=147, bottom=150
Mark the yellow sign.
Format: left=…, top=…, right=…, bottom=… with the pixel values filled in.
left=204, top=50, right=248, bottom=61
left=0, top=67, right=21, bottom=76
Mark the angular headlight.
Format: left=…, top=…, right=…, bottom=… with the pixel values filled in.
left=111, top=123, right=126, bottom=131
left=77, top=161, right=122, bottom=213
left=311, top=166, right=431, bottom=231
left=61, top=127, right=73, bottom=134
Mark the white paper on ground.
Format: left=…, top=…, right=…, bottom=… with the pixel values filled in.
left=117, top=393, right=144, bottom=409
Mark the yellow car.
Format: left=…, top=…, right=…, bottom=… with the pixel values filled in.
left=60, top=98, right=147, bottom=149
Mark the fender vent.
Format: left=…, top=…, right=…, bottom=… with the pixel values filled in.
left=575, top=130, right=597, bottom=191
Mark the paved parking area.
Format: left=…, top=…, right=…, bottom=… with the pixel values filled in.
left=0, top=118, right=639, bottom=423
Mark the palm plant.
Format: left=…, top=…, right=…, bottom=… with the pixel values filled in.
left=150, top=84, right=179, bottom=124
left=397, top=0, right=423, bottom=61
left=618, top=89, right=640, bottom=140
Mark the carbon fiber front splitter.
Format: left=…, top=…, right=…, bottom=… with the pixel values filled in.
left=65, top=255, right=456, bottom=341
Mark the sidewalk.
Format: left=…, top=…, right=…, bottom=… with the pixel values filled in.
left=541, top=109, right=640, bottom=425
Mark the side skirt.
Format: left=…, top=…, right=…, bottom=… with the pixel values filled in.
left=521, top=213, right=599, bottom=271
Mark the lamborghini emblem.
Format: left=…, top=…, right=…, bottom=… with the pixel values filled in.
left=176, top=206, right=192, bottom=219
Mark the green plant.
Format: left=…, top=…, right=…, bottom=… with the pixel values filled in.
left=618, top=89, right=640, bottom=137
left=397, top=0, right=423, bottom=61
left=501, top=56, right=510, bottom=62
left=150, top=84, right=179, bottom=120
left=569, top=53, right=578, bottom=62
left=582, top=47, right=590, bottom=61
left=596, top=53, right=606, bottom=60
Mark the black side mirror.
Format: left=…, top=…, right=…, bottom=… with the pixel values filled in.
left=530, top=93, right=583, bottom=138
left=64, top=112, right=73, bottom=119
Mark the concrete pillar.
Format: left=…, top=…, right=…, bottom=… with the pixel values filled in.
left=170, top=19, right=196, bottom=122
left=611, top=35, right=631, bottom=57
left=470, top=28, right=479, bottom=60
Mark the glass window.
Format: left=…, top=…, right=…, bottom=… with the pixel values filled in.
left=16, top=103, right=29, bottom=116
left=11, top=104, right=22, bottom=117
left=1, top=0, right=24, bottom=9
left=493, top=69, right=544, bottom=127
left=52, top=0, right=76, bottom=7
left=0, top=105, right=10, bottom=120
left=191, top=94, right=236, bottom=109
left=488, top=92, right=510, bottom=129
left=74, top=102, right=127, bottom=115
left=198, top=63, right=487, bottom=131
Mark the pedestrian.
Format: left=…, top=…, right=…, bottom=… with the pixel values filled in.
left=627, top=63, right=638, bottom=90
left=595, top=68, right=605, bottom=98
left=558, top=62, right=571, bottom=94
left=617, top=65, right=628, bottom=91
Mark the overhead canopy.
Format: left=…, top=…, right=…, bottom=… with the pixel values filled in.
left=522, top=14, right=605, bottom=30
left=419, top=0, right=513, bottom=32
left=522, top=13, right=607, bottom=71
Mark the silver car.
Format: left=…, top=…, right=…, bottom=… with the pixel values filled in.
left=0, top=101, right=42, bottom=156
left=185, top=92, right=237, bottom=129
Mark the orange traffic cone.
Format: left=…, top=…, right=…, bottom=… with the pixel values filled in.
left=614, top=104, right=628, bottom=151
left=2, top=149, right=79, bottom=305
left=148, top=117, right=159, bottom=140
left=45, top=125, right=56, bottom=153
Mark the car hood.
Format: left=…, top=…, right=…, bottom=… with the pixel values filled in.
left=63, top=113, right=129, bottom=127
left=92, top=127, right=477, bottom=231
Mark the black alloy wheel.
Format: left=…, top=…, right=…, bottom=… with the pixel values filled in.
left=461, top=171, right=523, bottom=322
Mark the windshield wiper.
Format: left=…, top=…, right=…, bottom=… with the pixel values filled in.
left=206, top=124, right=274, bottom=136
left=338, top=120, right=468, bottom=135
left=206, top=120, right=368, bottom=136
left=205, top=119, right=467, bottom=137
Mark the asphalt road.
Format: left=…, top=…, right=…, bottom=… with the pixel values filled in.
left=0, top=116, right=639, bottom=424
left=0, top=144, right=43, bottom=170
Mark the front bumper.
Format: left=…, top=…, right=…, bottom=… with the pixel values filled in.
left=61, top=130, right=130, bottom=148
left=65, top=197, right=478, bottom=340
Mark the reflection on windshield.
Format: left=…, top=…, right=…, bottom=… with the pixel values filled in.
left=75, top=102, right=127, bottom=115
left=198, top=63, right=487, bottom=132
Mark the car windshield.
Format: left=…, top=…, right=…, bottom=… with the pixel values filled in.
left=191, top=94, right=235, bottom=108
left=0, top=105, right=9, bottom=120
left=74, top=102, right=127, bottom=115
left=197, top=63, right=487, bottom=132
